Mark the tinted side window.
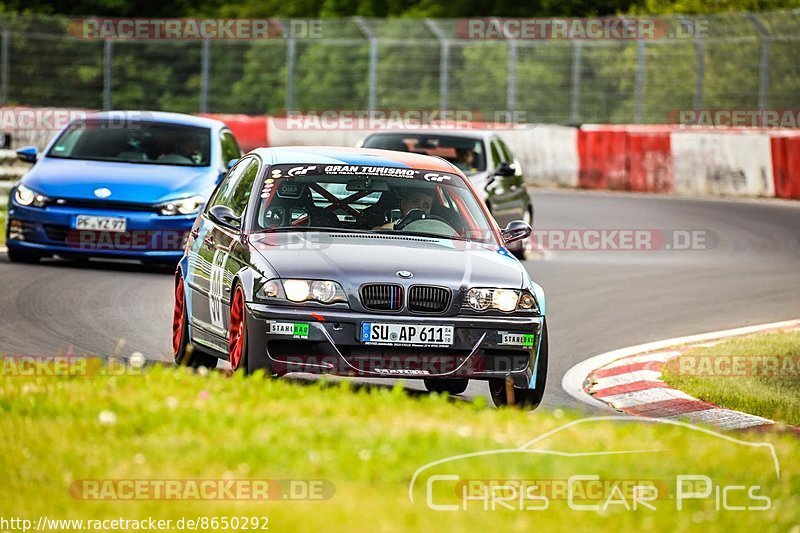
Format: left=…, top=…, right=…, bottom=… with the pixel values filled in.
left=207, top=157, right=250, bottom=211
left=497, top=138, right=513, bottom=162
left=489, top=140, right=503, bottom=167
left=228, top=159, right=260, bottom=216
left=220, top=131, right=241, bottom=164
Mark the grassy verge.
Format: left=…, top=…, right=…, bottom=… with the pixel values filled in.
left=1, top=365, right=798, bottom=531
left=664, top=330, right=800, bottom=426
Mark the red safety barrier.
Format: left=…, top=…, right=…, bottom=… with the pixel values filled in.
left=579, top=126, right=674, bottom=192
left=199, top=113, right=268, bottom=152
left=770, top=133, right=800, bottom=200
left=578, top=128, right=627, bottom=190
left=625, top=127, right=673, bottom=193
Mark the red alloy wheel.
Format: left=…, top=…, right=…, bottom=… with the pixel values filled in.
left=172, top=278, right=186, bottom=357
left=229, top=286, right=246, bottom=371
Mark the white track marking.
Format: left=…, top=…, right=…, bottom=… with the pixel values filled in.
left=562, top=319, right=800, bottom=409
left=591, top=370, right=663, bottom=391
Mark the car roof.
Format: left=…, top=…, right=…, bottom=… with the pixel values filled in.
left=83, top=110, right=225, bottom=129
left=250, top=146, right=460, bottom=173
left=363, top=129, right=493, bottom=141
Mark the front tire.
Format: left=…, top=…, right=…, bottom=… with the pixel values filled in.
left=173, top=274, right=218, bottom=368
left=489, top=320, right=548, bottom=410
left=228, top=284, right=249, bottom=372
left=424, top=378, right=469, bottom=395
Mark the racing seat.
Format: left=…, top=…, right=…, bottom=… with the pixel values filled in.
left=359, top=190, right=400, bottom=229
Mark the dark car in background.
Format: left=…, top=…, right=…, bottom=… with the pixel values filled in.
left=360, top=130, right=533, bottom=259
left=174, top=146, right=548, bottom=409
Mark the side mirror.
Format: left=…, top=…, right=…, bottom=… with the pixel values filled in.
left=16, top=146, right=38, bottom=164
left=501, top=220, right=532, bottom=244
left=495, top=161, right=515, bottom=177
left=208, top=205, right=241, bottom=230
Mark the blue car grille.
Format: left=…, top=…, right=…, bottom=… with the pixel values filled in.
left=43, top=224, right=69, bottom=242
left=360, top=284, right=403, bottom=312
left=53, top=198, right=156, bottom=212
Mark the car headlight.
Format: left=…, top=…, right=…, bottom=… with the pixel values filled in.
left=158, top=195, right=205, bottom=216
left=15, top=184, right=49, bottom=207
left=257, top=279, right=347, bottom=305
left=492, top=289, right=519, bottom=312
left=464, top=288, right=538, bottom=313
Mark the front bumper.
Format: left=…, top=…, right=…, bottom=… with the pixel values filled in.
left=246, top=303, right=545, bottom=388
left=6, top=202, right=196, bottom=261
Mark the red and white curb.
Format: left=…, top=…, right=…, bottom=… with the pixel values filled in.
left=562, top=319, right=800, bottom=431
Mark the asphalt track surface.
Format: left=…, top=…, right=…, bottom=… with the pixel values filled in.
left=2, top=190, right=799, bottom=414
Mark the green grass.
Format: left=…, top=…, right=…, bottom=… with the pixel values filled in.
left=664, top=330, right=800, bottom=427
left=1, top=364, right=798, bottom=531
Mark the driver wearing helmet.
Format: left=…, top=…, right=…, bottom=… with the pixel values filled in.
left=373, top=187, right=435, bottom=230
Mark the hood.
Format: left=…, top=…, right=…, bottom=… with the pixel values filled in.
left=249, top=232, right=523, bottom=292
left=23, top=157, right=218, bottom=204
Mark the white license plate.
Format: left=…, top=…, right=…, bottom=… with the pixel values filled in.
left=360, top=323, right=454, bottom=346
left=75, top=215, right=127, bottom=232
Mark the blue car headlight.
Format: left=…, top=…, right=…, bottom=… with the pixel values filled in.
left=14, top=184, right=49, bottom=208
left=158, top=195, right=206, bottom=216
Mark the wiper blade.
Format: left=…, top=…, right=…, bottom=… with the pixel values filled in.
left=253, top=226, right=371, bottom=234
left=375, top=230, right=470, bottom=242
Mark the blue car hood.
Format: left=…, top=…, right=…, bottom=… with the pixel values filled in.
left=23, top=157, right=218, bottom=204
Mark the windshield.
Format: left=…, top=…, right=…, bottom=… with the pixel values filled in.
left=362, top=133, right=486, bottom=176
left=47, top=120, right=212, bottom=167
left=253, top=164, right=497, bottom=244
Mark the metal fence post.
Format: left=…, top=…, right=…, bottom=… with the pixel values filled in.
left=286, top=38, right=296, bottom=113
left=748, top=14, right=771, bottom=116
left=507, top=40, right=517, bottom=117
left=424, top=19, right=449, bottom=112
left=570, top=41, right=583, bottom=124
left=1, top=30, right=8, bottom=105
left=634, top=39, right=645, bottom=124
left=439, top=41, right=450, bottom=112
left=200, top=39, right=210, bottom=113
left=355, top=18, right=377, bottom=112
left=103, top=39, right=113, bottom=111
left=694, top=32, right=705, bottom=115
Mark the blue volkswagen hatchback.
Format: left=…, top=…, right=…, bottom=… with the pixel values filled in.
left=5, top=111, right=241, bottom=265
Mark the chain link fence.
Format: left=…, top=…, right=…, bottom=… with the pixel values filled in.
left=1, top=12, right=799, bottom=124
